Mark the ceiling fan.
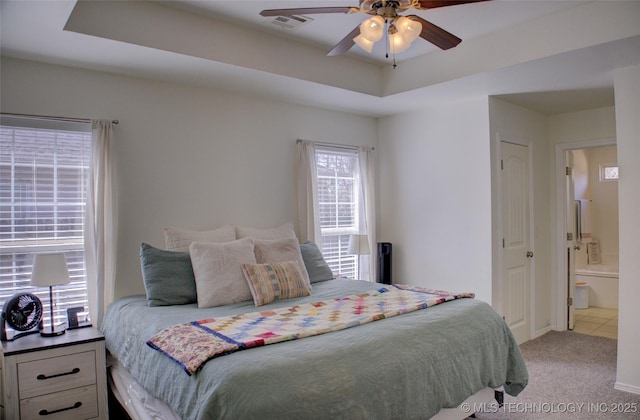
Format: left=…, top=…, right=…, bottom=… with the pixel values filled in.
left=260, top=0, right=491, bottom=59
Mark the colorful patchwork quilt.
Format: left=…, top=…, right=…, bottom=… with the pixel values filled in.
left=147, top=285, right=474, bottom=375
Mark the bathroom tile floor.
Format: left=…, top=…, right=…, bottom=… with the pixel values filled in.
left=573, top=306, right=618, bottom=339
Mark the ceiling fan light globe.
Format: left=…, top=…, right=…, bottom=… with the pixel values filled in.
left=395, top=16, right=409, bottom=33
left=360, top=15, right=384, bottom=42
left=354, top=34, right=375, bottom=53
left=396, top=17, right=422, bottom=43
left=389, top=32, right=410, bottom=54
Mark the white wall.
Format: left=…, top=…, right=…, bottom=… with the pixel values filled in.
left=378, top=98, right=493, bottom=303
left=0, top=57, right=378, bottom=299
left=488, top=98, right=550, bottom=336
left=548, top=107, right=617, bottom=142
left=613, top=64, right=640, bottom=394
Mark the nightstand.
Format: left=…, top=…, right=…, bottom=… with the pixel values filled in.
left=1, top=328, right=108, bottom=419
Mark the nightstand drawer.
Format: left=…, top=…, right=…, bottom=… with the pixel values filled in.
left=20, top=384, right=98, bottom=420
left=17, top=351, right=96, bottom=398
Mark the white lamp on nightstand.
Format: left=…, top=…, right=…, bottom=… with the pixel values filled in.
left=31, top=253, right=70, bottom=337
left=348, top=234, right=370, bottom=280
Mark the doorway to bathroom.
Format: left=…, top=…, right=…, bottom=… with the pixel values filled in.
left=559, top=143, right=619, bottom=339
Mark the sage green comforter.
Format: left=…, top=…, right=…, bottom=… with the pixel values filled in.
left=102, top=279, right=528, bottom=419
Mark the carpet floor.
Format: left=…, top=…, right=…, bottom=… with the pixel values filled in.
left=475, top=331, right=640, bottom=419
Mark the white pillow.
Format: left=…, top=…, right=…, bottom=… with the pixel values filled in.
left=164, top=225, right=236, bottom=252
left=253, top=237, right=311, bottom=288
left=189, top=238, right=256, bottom=308
left=235, top=222, right=296, bottom=240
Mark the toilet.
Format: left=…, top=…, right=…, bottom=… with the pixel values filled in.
left=575, top=282, right=590, bottom=309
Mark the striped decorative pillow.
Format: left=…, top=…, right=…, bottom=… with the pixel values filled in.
left=242, top=261, right=311, bottom=306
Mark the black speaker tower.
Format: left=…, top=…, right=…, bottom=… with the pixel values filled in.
left=377, top=242, right=392, bottom=285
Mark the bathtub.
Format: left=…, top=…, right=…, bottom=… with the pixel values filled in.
left=575, top=262, right=619, bottom=309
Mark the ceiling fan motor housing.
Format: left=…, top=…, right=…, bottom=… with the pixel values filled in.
left=360, top=1, right=414, bottom=12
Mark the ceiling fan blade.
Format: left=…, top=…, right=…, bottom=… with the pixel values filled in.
left=407, top=15, right=462, bottom=50
left=260, top=7, right=354, bottom=17
left=418, top=0, right=492, bottom=10
left=327, top=25, right=361, bottom=56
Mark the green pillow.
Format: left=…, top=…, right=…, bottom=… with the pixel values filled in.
left=299, top=241, right=334, bottom=283
left=140, top=243, right=197, bottom=306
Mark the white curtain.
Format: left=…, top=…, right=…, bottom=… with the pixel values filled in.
left=296, top=140, right=321, bottom=245
left=358, top=146, right=376, bottom=282
left=85, top=120, right=118, bottom=328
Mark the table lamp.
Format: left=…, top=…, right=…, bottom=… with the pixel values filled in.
left=31, top=253, right=70, bottom=337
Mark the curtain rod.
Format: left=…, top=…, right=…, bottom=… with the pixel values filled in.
left=1, top=112, right=119, bottom=125
left=296, top=139, right=374, bottom=151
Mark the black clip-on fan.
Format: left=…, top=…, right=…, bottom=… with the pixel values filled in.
left=1, top=293, right=44, bottom=341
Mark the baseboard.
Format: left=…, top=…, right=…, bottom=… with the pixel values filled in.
left=614, top=382, right=640, bottom=395
left=532, top=326, right=552, bottom=339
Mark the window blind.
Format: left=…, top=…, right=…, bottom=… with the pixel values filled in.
left=0, top=118, right=91, bottom=330
left=315, top=147, right=360, bottom=278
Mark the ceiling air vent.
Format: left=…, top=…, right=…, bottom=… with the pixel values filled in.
left=269, top=15, right=313, bottom=30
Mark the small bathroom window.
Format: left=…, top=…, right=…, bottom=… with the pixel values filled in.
left=599, top=163, right=619, bottom=182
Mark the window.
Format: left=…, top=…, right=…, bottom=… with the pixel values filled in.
left=315, top=147, right=361, bottom=278
left=599, top=164, right=619, bottom=182
left=600, top=163, right=618, bottom=182
left=0, top=117, right=91, bottom=331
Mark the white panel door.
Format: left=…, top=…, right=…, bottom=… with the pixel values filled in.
left=501, top=142, right=531, bottom=344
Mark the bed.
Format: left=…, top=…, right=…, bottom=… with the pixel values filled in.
left=103, top=279, right=527, bottom=419
left=102, top=228, right=527, bottom=419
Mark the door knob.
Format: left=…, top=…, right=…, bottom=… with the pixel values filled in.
left=526, top=251, right=534, bottom=258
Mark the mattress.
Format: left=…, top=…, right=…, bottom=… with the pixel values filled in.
left=102, top=279, right=528, bottom=419
left=108, top=356, right=180, bottom=420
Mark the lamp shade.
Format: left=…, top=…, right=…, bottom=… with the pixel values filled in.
left=359, top=15, right=385, bottom=42
left=348, top=234, right=370, bottom=255
left=354, top=34, right=375, bottom=53
left=389, top=31, right=410, bottom=54
left=396, top=16, right=422, bottom=43
left=31, top=253, right=70, bottom=287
